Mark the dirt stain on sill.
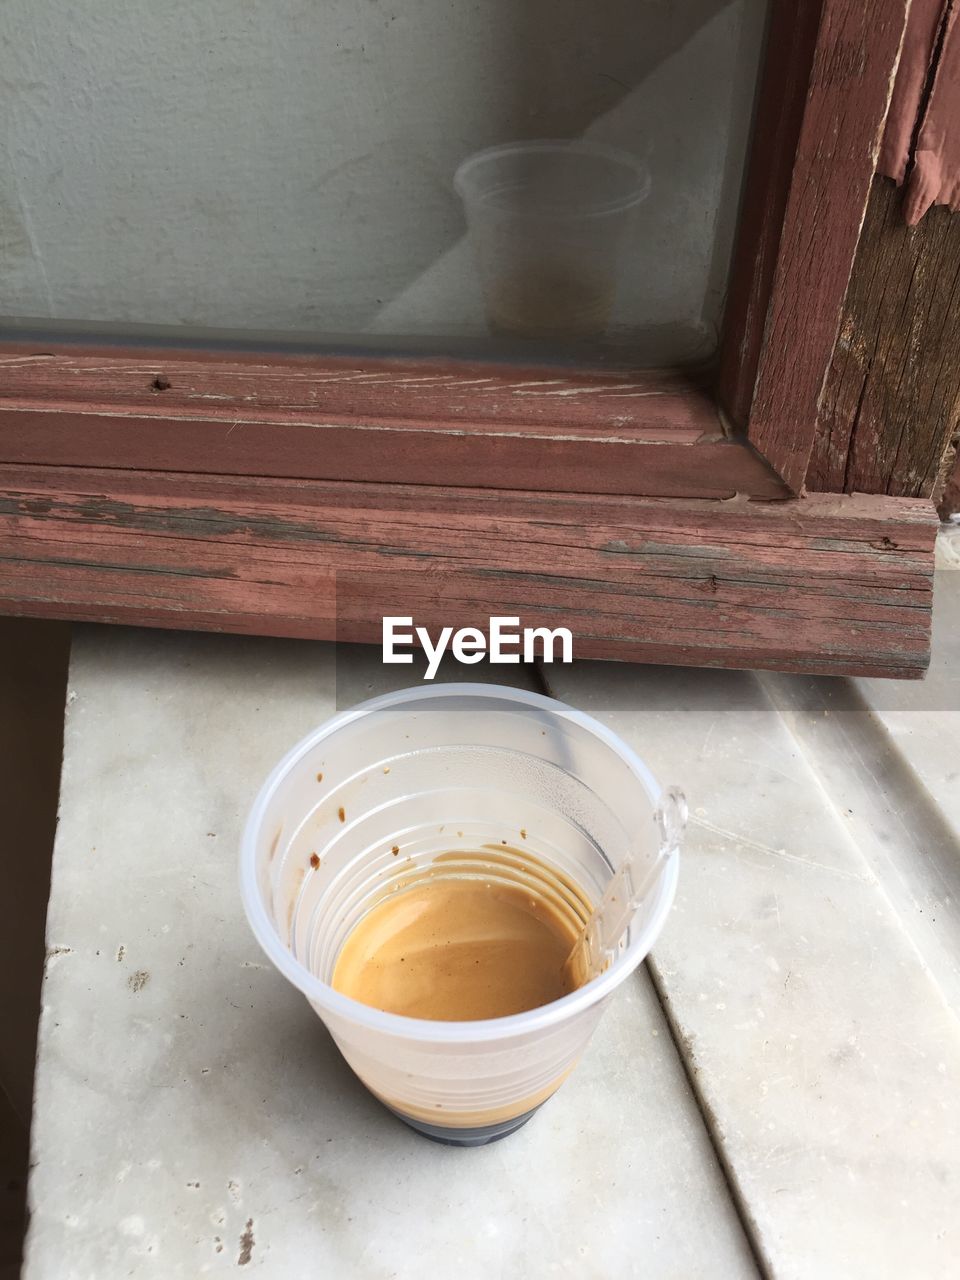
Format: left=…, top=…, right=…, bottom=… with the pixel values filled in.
left=238, top=1218, right=255, bottom=1266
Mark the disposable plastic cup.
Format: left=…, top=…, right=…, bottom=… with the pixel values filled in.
left=454, top=139, right=650, bottom=340
left=240, top=684, right=679, bottom=1147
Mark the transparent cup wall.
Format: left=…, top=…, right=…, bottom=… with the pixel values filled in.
left=242, top=685, right=678, bottom=1146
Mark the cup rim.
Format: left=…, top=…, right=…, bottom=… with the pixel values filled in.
left=454, top=138, right=651, bottom=218
left=239, top=682, right=678, bottom=1043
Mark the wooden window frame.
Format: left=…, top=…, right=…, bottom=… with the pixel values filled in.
left=0, top=0, right=941, bottom=677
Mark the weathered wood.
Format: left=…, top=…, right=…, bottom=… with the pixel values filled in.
left=810, top=176, right=960, bottom=500
left=716, top=0, right=823, bottom=429
left=718, top=0, right=912, bottom=493
left=0, top=351, right=787, bottom=501
left=0, top=465, right=936, bottom=677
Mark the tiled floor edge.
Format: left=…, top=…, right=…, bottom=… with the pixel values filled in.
left=643, top=957, right=775, bottom=1280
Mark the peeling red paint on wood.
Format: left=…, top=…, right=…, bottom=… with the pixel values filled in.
left=810, top=176, right=960, bottom=501
left=0, top=352, right=787, bottom=500
left=718, top=0, right=912, bottom=493
left=0, top=465, right=936, bottom=678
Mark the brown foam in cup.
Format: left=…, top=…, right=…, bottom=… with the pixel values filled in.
left=332, top=846, right=593, bottom=1022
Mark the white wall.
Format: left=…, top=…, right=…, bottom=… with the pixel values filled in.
left=0, top=1, right=767, bottom=362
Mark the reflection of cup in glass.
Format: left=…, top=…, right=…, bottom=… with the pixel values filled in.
left=455, top=140, right=650, bottom=341
left=240, top=684, right=678, bottom=1147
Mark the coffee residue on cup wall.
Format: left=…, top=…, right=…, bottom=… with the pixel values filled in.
left=268, top=828, right=282, bottom=862
left=285, top=865, right=306, bottom=938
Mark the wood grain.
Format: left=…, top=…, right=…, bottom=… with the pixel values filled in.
left=810, top=176, right=960, bottom=500
left=716, top=0, right=823, bottom=429
left=0, top=465, right=936, bottom=677
left=718, top=0, right=911, bottom=493
left=0, top=351, right=787, bottom=501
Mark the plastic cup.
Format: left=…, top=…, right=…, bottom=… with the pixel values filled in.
left=454, top=139, right=650, bottom=341
left=240, top=684, right=679, bottom=1147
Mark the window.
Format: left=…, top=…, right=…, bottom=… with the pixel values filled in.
left=0, top=0, right=939, bottom=678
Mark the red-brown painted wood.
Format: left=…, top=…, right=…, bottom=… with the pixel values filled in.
left=0, top=465, right=936, bottom=677
left=0, top=351, right=786, bottom=500
left=717, top=0, right=823, bottom=430
left=719, top=0, right=912, bottom=493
